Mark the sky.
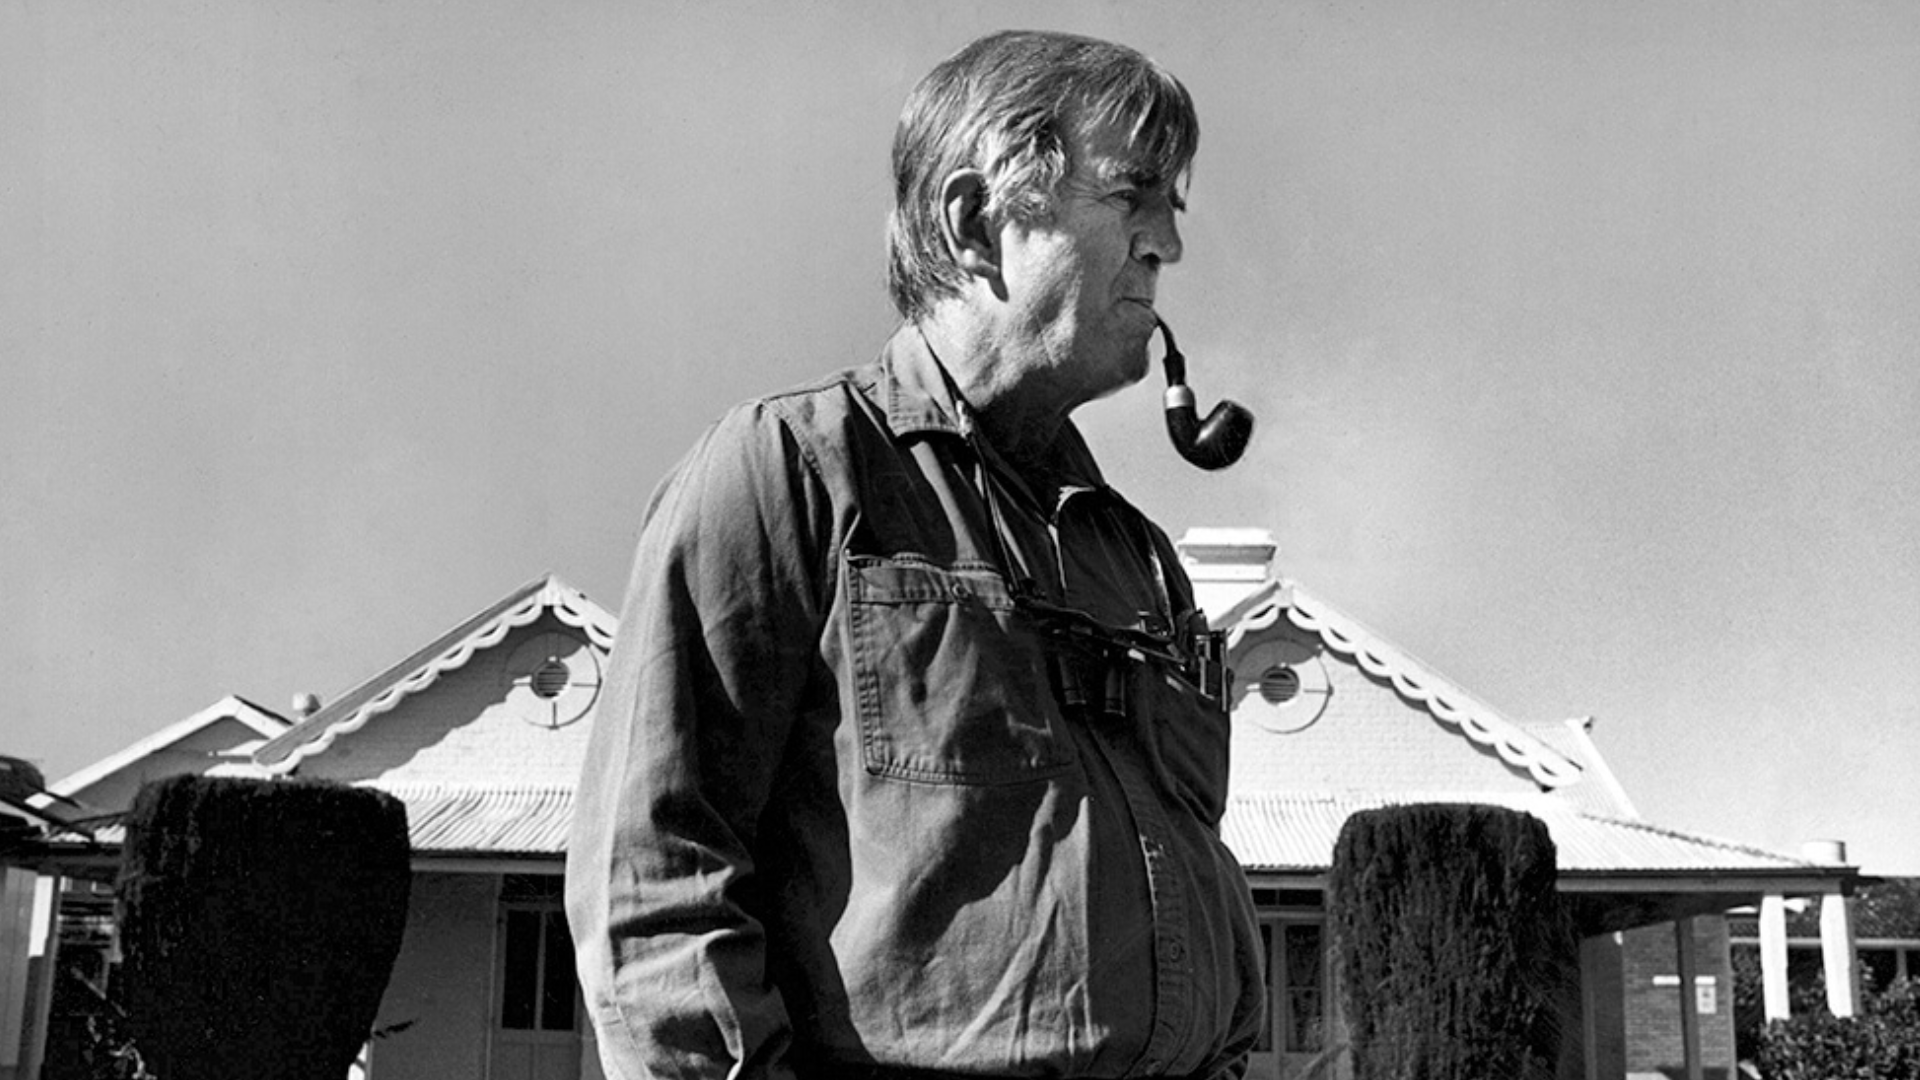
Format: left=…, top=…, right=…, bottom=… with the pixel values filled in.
left=4, top=1, right=1916, bottom=874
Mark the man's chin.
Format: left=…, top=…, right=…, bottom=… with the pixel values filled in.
left=1083, top=345, right=1154, bottom=405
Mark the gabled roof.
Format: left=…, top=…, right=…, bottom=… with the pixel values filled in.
left=47, top=695, right=291, bottom=802
left=1221, top=579, right=1584, bottom=790
left=253, top=574, right=614, bottom=775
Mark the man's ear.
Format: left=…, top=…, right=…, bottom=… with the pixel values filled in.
left=939, top=170, right=999, bottom=282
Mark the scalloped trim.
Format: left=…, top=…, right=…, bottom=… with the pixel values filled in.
left=1230, top=585, right=1583, bottom=790
left=263, top=580, right=614, bottom=776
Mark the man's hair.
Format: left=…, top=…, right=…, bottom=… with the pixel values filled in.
left=886, top=30, right=1200, bottom=321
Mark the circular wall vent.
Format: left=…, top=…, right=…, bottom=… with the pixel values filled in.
left=503, top=631, right=603, bottom=729
left=1231, top=636, right=1331, bottom=734
left=1258, top=665, right=1301, bottom=705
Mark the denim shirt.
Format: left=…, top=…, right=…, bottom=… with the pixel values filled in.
left=566, top=327, right=1264, bottom=1080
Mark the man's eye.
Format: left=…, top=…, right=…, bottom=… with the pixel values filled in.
left=1108, top=189, right=1143, bottom=210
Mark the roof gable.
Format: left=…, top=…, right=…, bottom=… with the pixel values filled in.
left=253, top=575, right=615, bottom=778
left=48, top=695, right=291, bottom=811
left=1223, top=580, right=1584, bottom=792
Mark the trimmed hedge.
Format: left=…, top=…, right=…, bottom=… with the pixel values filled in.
left=116, top=776, right=411, bottom=1080
left=1329, top=803, right=1576, bottom=1080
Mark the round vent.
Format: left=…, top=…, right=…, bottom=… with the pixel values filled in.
left=1258, top=665, right=1301, bottom=705
left=1232, top=637, right=1332, bottom=734
left=530, top=658, right=572, bottom=700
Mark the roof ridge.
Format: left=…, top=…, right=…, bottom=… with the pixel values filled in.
left=1570, top=809, right=1836, bottom=867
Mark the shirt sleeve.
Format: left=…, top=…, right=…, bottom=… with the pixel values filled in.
left=567, top=400, right=833, bottom=1080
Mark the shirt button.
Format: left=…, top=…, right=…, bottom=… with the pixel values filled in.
left=950, top=581, right=972, bottom=601
left=1166, top=942, right=1186, bottom=962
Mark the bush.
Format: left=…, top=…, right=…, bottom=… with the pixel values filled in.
left=116, top=775, right=411, bottom=1080
left=1329, top=803, right=1577, bottom=1080
left=1752, top=978, right=1920, bottom=1080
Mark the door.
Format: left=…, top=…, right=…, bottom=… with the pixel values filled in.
left=491, top=875, right=581, bottom=1080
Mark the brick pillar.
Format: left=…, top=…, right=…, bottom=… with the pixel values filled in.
left=1674, top=918, right=1703, bottom=1080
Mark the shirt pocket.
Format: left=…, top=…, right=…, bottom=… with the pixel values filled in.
left=1130, top=661, right=1232, bottom=827
left=845, top=554, right=1075, bottom=785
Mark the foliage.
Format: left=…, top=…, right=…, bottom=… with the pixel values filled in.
left=1329, top=803, right=1578, bottom=1080
left=1751, top=978, right=1920, bottom=1079
left=116, top=775, right=411, bottom=1080
left=1853, top=880, right=1920, bottom=940
left=41, top=964, right=152, bottom=1080
left=1732, top=943, right=1835, bottom=1059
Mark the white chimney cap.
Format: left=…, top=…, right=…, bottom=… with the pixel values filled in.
left=291, top=692, right=323, bottom=718
left=1176, top=527, right=1278, bottom=581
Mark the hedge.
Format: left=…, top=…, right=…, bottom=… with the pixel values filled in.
left=1329, top=803, right=1576, bottom=1080
left=116, top=775, right=411, bottom=1080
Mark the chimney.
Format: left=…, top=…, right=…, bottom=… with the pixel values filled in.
left=291, top=693, right=323, bottom=720
left=1176, top=527, right=1278, bottom=619
left=1800, top=839, right=1848, bottom=865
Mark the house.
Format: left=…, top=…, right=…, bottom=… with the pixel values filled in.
left=4, top=531, right=1864, bottom=1080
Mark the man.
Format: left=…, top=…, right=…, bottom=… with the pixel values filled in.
left=567, top=30, right=1263, bottom=1080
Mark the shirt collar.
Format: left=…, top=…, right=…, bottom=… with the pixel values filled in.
left=877, top=324, right=1110, bottom=492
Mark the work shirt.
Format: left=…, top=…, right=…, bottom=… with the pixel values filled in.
left=566, top=326, right=1264, bottom=1080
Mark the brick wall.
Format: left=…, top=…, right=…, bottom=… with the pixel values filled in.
left=1621, top=916, right=1737, bottom=1079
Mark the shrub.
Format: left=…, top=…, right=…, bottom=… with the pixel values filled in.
left=1752, top=977, right=1920, bottom=1080
left=116, top=775, right=411, bottom=1080
left=1329, top=803, right=1577, bottom=1080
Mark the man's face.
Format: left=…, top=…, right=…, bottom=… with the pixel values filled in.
left=996, top=120, right=1186, bottom=411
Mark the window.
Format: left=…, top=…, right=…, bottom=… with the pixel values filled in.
left=1256, top=918, right=1327, bottom=1058
left=499, top=875, right=576, bottom=1033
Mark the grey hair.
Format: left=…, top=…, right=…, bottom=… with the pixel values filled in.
left=885, top=30, right=1200, bottom=321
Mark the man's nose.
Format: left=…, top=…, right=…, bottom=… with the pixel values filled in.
left=1133, top=205, right=1183, bottom=266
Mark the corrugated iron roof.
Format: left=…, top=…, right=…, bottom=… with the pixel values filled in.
left=365, top=783, right=1829, bottom=881
left=1222, top=791, right=1831, bottom=876
left=375, top=784, right=572, bottom=856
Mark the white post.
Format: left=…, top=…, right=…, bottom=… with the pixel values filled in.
left=20, top=877, right=61, bottom=1080
left=1800, top=840, right=1859, bottom=1020
left=0, top=869, right=37, bottom=1072
left=1820, top=891, right=1859, bottom=1018
left=1759, top=894, right=1790, bottom=1021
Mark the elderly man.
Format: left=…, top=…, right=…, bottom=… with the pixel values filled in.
left=567, top=29, right=1263, bottom=1080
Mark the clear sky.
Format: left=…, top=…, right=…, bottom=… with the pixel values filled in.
left=5, top=1, right=1916, bottom=873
